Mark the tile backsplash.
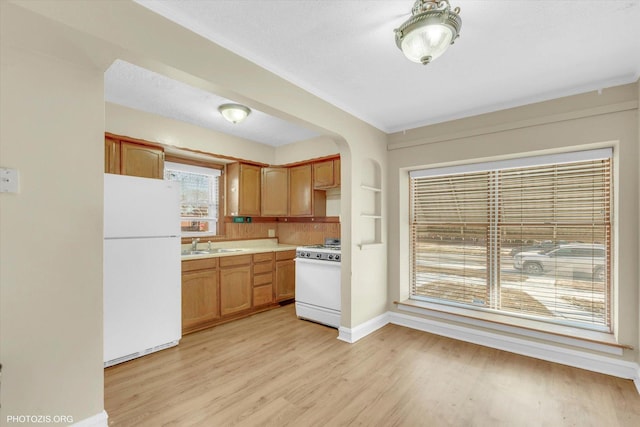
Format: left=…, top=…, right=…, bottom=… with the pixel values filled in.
left=276, top=222, right=340, bottom=246
left=183, top=221, right=340, bottom=246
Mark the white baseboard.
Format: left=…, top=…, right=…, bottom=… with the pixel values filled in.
left=337, top=309, right=639, bottom=392
left=72, top=410, right=108, bottom=427
left=338, top=311, right=390, bottom=343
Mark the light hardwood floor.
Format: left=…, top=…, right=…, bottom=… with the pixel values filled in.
left=105, top=304, right=640, bottom=426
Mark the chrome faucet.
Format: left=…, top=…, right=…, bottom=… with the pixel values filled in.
left=191, top=238, right=200, bottom=251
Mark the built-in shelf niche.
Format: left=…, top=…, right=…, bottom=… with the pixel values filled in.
left=360, top=158, right=382, bottom=247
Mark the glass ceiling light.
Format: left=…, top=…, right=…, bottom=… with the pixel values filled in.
left=394, top=0, right=462, bottom=65
left=218, top=103, right=251, bottom=124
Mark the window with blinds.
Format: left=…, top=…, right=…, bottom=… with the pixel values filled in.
left=409, top=149, right=613, bottom=332
left=164, top=162, right=222, bottom=235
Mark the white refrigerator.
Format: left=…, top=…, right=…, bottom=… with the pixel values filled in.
left=103, top=173, right=181, bottom=367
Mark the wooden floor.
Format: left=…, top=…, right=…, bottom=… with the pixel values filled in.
left=105, top=304, right=640, bottom=426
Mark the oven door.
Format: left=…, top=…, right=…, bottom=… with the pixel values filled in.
left=295, top=257, right=341, bottom=311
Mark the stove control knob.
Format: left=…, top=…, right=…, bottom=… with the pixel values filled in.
left=335, top=255, right=340, bottom=261
left=304, top=252, right=310, bottom=257
left=316, top=253, right=321, bottom=258
left=328, top=255, right=334, bottom=260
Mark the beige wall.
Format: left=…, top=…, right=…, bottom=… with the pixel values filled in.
left=106, top=103, right=276, bottom=165
left=387, top=83, right=640, bottom=362
left=274, top=136, right=339, bottom=165
left=1, top=0, right=389, bottom=420
left=637, top=80, right=640, bottom=365
left=0, top=7, right=105, bottom=423
left=106, top=103, right=340, bottom=168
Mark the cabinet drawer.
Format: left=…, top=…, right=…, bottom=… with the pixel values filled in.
left=253, top=272, right=273, bottom=286
left=182, top=257, right=218, bottom=272
left=276, top=250, right=297, bottom=261
left=219, top=254, right=252, bottom=268
left=253, top=285, right=273, bottom=306
left=253, top=252, right=274, bottom=263
left=253, top=262, right=273, bottom=275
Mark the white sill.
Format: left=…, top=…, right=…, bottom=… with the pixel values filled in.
left=395, top=299, right=630, bottom=356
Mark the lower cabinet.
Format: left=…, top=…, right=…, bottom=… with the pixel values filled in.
left=182, top=251, right=288, bottom=335
left=219, top=255, right=252, bottom=316
left=181, top=258, right=219, bottom=335
left=253, top=252, right=274, bottom=307
left=275, top=250, right=296, bottom=302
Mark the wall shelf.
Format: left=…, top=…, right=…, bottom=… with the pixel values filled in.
left=360, top=184, right=381, bottom=192
left=359, top=159, right=383, bottom=246
left=358, top=242, right=385, bottom=250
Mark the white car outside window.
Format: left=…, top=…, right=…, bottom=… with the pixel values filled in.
left=513, top=244, right=605, bottom=281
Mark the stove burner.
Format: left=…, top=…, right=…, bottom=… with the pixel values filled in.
left=302, top=244, right=341, bottom=250
left=296, top=240, right=341, bottom=262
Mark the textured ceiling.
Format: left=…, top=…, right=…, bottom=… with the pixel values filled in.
left=104, top=60, right=320, bottom=147
left=111, top=0, right=640, bottom=144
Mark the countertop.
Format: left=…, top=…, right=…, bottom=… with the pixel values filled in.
left=181, top=238, right=297, bottom=261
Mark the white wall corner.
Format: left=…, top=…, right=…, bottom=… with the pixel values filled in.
left=388, top=311, right=640, bottom=392
left=71, top=410, right=108, bottom=427
left=338, top=311, right=390, bottom=343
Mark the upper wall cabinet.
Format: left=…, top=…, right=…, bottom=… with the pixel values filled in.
left=226, top=163, right=261, bottom=217
left=261, top=167, right=289, bottom=216
left=104, top=136, right=164, bottom=179
left=104, top=137, right=120, bottom=175
left=289, top=164, right=326, bottom=217
left=313, top=159, right=340, bottom=189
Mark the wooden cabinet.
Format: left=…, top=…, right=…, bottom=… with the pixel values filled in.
left=252, top=252, right=274, bottom=307
left=182, top=250, right=294, bottom=334
left=275, top=250, right=296, bottom=302
left=219, top=255, right=252, bottom=316
left=104, top=137, right=120, bottom=174
left=120, top=142, right=164, bottom=179
left=104, top=136, right=164, bottom=179
left=289, top=164, right=326, bottom=217
left=261, top=167, right=289, bottom=216
left=226, top=163, right=261, bottom=216
left=313, top=158, right=340, bottom=189
left=289, top=164, right=311, bottom=216
left=181, top=258, right=219, bottom=335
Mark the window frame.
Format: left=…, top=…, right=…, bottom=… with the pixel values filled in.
left=164, top=158, right=225, bottom=238
left=408, top=148, right=614, bottom=334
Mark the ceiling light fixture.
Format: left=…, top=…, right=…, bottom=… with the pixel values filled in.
left=394, top=0, right=462, bottom=65
left=218, top=103, right=251, bottom=124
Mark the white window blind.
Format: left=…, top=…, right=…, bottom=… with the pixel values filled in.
left=164, top=162, right=221, bottom=235
left=410, top=149, right=613, bottom=331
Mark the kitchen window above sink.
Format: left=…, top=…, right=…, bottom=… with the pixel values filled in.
left=165, top=161, right=222, bottom=236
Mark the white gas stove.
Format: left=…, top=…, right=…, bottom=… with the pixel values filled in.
left=295, top=239, right=341, bottom=328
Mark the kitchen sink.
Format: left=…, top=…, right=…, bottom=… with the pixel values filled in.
left=181, top=248, right=245, bottom=256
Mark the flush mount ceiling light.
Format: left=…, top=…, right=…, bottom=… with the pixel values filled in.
left=218, top=103, right=251, bottom=124
left=394, top=0, right=462, bottom=65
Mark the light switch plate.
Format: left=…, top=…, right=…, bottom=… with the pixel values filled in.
left=0, top=167, right=19, bottom=193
